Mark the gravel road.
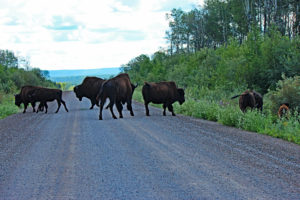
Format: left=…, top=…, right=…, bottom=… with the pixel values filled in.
left=0, top=91, right=299, bottom=200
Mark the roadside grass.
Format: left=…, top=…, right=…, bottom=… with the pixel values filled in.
left=0, top=93, right=19, bottom=119
left=133, top=87, right=300, bottom=145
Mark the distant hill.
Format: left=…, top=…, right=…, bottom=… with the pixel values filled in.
left=45, top=67, right=121, bottom=85
left=48, top=67, right=121, bottom=77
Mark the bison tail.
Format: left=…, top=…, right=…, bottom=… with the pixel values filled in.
left=231, top=94, right=241, bottom=99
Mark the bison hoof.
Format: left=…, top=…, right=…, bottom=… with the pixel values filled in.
left=172, top=113, right=176, bottom=116
left=119, top=116, right=123, bottom=118
left=99, top=116, right=103, bottom=120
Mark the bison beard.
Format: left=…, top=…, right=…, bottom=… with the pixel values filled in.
left=96, top=73, right=135, bottom=120
left=142, top=81, right=185, bottom=116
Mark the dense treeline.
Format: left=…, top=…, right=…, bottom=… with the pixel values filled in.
left=0, top=49, right=56, bottom=94
left=165, top=0, right=299, bottom=53
left=122, top=29, right=299, bottom=95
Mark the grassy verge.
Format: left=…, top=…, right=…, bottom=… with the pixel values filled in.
left=133, top=88, right=300, bottom=145
left=0, top=93, right=19, bottom=119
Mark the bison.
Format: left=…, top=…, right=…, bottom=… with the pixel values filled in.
left=142, top=81, right=185, bottom=116
left=278, top=103, right=290, bottom=119
left=14, top=85, right=39, bottom=113
left=73, top=76, right=105, bottom=109
left=96, top=73, right=136, bottom=120
left=231, top=90, right=263, bottom=112
left=28, top=87, right=68, bottom=113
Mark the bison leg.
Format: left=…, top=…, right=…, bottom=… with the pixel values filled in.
left=168, top=104, right=176, bottom=116
left=145, top=102, right=150, bottom=116
left=163, top=104, right=167, bottom=116
left=108, top=100, right=117, bottom=119
left=90, top=99, right=96, bottom=109
left=55, top=99, right=62, bottom=113
left=31, top=102, right=36, bottom=112
left=23, top=103, right=28, bottom=113
left=99, top=99, right=105, bottom=120
left=61, top=99, right=69, bottom=112
left=127, top=101, right=134, bottom=116
left=116, top=101, right=123, bottom=118
left=43, top=103, right=48, bottom=113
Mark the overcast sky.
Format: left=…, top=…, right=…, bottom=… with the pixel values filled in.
left=0, top=0, right=203, bottom=70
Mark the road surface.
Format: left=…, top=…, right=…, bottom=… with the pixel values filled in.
left=0, top=91, right=299, bottom=199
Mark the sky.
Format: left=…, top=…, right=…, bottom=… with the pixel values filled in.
left=0, top=0, right=203, bottom=70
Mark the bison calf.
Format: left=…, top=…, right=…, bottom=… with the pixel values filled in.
left=142, top=81, right=185, bottom=116
left=278, top=103, right=290, bottom=119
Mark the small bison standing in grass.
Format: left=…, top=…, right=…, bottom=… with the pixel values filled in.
left=278, top=103, right=290, bottom=119
left=142, top=81, right=185, bottom=116
left=231, top=90, right=263, bottom=112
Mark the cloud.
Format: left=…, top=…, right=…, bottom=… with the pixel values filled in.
left=45, top=16, right=81, bottom=31
left=0, top=0, right=204, bottom=70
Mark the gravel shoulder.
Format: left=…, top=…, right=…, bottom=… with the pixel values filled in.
left=0, top=91, right=299, bottom=199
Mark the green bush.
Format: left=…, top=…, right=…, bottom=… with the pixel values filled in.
left=217, top=105, right=242, bottom=127
left=0, top=94, right=19, bottom=119
left=265, top=75, right=300, bottom=114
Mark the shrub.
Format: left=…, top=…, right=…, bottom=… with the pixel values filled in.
left=265, top=75, right=300, bottom=114
left=217, top=105, right=242, bottom=127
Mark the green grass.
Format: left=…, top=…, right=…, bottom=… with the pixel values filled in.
left=0, top=93, right=19, bottom=119
left=133, top=88, right=300, bottom=145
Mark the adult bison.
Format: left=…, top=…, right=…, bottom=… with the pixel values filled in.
left=14, top=85, right=39, bottom=113
left=142, top=81, right=185, bottom=116
left=231, top=90, right=263, bottom=112
left=73, top=76, right=105, bottom=109
left=28, top=87, right=68, bottom=113
left=96, top=73, right=136, bottom=120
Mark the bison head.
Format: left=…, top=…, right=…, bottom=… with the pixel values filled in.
left=14, top=94, right=22, bottom=107
left=177, top=88, right=185, bottom=105
left=73, top=85, right=83, bottom=101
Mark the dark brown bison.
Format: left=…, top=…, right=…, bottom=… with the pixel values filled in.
left=96, top=73, right=136, bottom=120
left=28, top=87, right=68, bottom=113
left=231, top=90, right=263, bottom=112
left=278, top=103, right=290, bottom=119
left=14, top=85, right=39, bottom=113
left=142, top=81, right=185, bottom=116
left=73, top=76, right=105, bottom=109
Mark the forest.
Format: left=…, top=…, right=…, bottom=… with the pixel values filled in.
left=122, top=0, right=300, bottom=143
left=0, top=49, right=57, bottom=118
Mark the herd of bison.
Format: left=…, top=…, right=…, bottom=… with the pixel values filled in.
left=14, top=73, right=289, bottom=120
